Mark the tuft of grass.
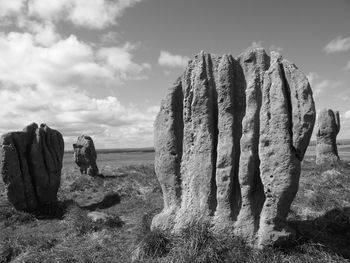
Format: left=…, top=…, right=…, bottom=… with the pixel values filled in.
left=133, top=220, right=350, bottom=263
left=167, top=222, right=228, bottom=263
left=0, top=202, right=36, bottom=227
left=134, top=229, right=170, bottom=261
left=0, top=239, right=21, bottom=263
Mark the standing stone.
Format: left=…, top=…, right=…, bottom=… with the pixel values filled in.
left=0, top=123, right=64, bottom=213
left=151, top=48, right=316, bottom=248
left=73, top=135, right=99, bottom=177
left=152, top=78, right=183, bottom=231
left=316, top=109, right=340, bottom=165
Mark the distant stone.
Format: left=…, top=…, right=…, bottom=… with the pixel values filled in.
left=151, top=48, right=316, bottom=248
left=0, top=123, right=64, bottom=213
left=73, top=135, right=99, bottom=177
left=316, top=109, right=340, bottom=165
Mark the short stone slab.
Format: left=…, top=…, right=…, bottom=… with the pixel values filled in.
left=87, top=211, right=113, bottom=223
left=75, top=192, right=121, bottom=211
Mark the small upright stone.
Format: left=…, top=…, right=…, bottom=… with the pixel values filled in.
left=0, top=123, right=64, bottom=213
left=73, top=135, right=99, bottom=177
left=316, top=109, right=340, bottom=165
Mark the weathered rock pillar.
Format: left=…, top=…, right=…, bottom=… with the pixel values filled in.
left=73, top=135, right=99, bottom=177
left=316, top=109, right=340, bottom=165
left=0, top=123, right=64, bottom=213
left=151, top=48, right=316, bottom=248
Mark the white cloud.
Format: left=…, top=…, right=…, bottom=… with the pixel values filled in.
left=324, top=36, right=350, bottom=53
left=269, top=44, right=283, bottom=53
left=0, top=33, right=113, bottom=88
left=27, top=21, right=61, bottom=47
left=0, top=0, right=25, bottom=19
left=1, top=0, right=142, bottom=29
left=307, top=72, right=342, bottom=98
left=67, top=0, right=124, bottom=29
left=0, top=32, right=151, bottom=88
left=101, top=31, right=122, bottom=45
left=344, top=111, right=350, bottom=119
left=0, top=31, right=154, bottom=148
left=0, top=86, right=157, bottom=148
left=251, top=41, right=263, bottom=48
left=0, top=0, right=154, bottom=148
left=27, top=0, right=70, bottom=21
left=158, top=51, right=189, bottom=69
left=97, top=43, right=151, bottom=79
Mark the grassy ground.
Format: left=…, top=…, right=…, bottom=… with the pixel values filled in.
left=0, top=150, right=349, bottom=262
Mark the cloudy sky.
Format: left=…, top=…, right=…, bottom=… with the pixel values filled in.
left=0, top=0, right=349, bottom=149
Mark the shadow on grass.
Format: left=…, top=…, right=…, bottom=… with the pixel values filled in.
left=0, top=199, right=74, bottom=224
left=289, top=207, right=350, bottom=259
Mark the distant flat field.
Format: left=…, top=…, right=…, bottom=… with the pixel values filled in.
left=63, top=143, right=350, bottom=168
left=305, top=144, right=350, bottom=160
left=63, top=151, right=155, bottom=168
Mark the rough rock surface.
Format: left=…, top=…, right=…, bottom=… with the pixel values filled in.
left=73, top=135, right=99, bottom=177
left=87, top=211, right=113, bottom=223
left=0, top=123, right=64, bottom=213
left=151, top=48, right=316, bottom=248
left=316, top=109, right=340, bottom=165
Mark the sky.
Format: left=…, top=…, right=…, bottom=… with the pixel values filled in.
left=0, top=0, right=349, bottom=149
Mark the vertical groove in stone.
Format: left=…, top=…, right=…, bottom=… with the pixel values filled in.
left=235, top=48, right=269, bottom=240
left=231, top=54, right=245, bottom=221
left=334, top=111, right=340, bottom=157
left=173, top=82, right=184, bottom=202
left=335, top=111, right=340, bottom=135
left=33, top=128, right=50, bottom=206
left=279, top=63, right=295, bottom=155
left=205, top=54, right=218, bottom=216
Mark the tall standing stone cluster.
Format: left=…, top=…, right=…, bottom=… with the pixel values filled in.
left=151, top=48, right=316, bottom=248
left=73, top=135, right=99, bottom=177
left=0, top=123, right=64, bottom=213
left=316, top=109, right=340, bottom=165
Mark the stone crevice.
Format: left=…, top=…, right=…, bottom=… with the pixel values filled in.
left=278, top=62, right=299, bottom=160
left=207, top=54, right=219, bottom=216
